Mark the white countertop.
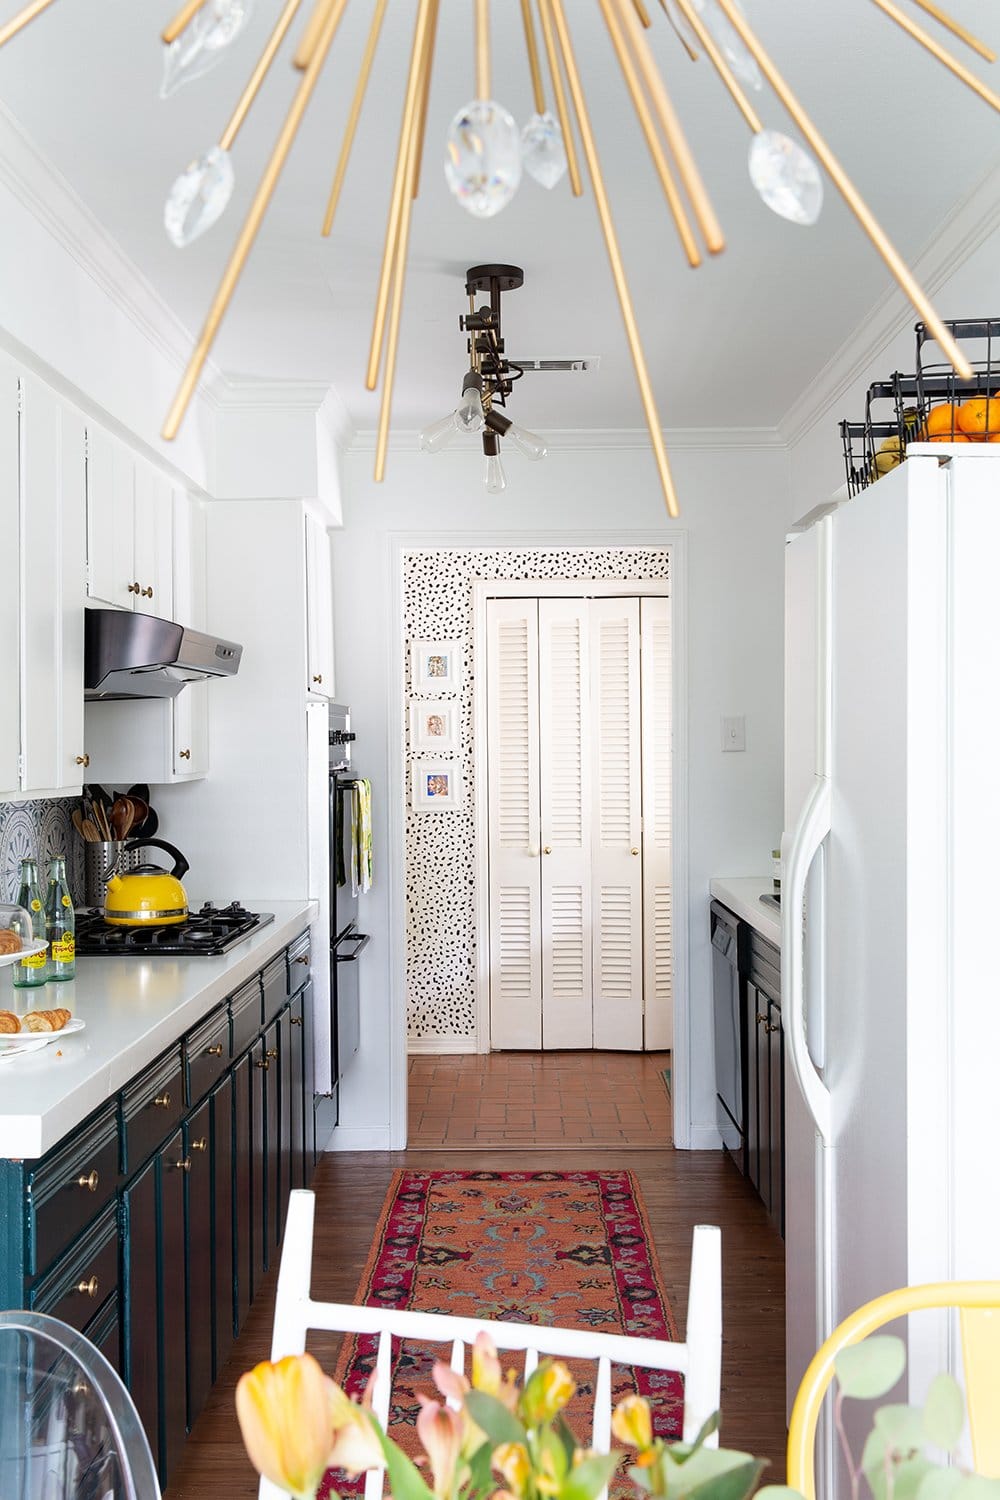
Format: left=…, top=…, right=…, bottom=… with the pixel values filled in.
left=0, top=899, right=317, bottom=1161
left=709, top=877, right=781, bottom=947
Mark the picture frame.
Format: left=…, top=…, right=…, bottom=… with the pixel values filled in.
left=412, top=639, right=463, bottom=693
left=411, top=760, right=462, bottom=811
left=409, top=699, right=461, bottom=753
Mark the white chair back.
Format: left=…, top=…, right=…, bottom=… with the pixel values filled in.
left=260, top=1189, right=721, bottom=1500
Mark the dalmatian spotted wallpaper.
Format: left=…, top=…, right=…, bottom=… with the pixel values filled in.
left=403, top=546, right=670, bottom=1045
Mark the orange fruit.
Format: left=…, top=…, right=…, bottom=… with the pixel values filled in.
left=957, top=396, right=1000, bottom=438
left=927, top=431, right=971, bottom=443
left=989, top=431, right=1000, bottom=443
left=921, top=403, right=962, bottom=439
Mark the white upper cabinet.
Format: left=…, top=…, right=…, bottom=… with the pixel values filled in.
left=304, top=510, right=335, bottom=699
left=0, top=358, right=21, bottom=798
left=85, top=427, right=173, bottom=617
left=171, top=491, right=208, bottom=780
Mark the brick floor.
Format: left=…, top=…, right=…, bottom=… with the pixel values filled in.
left=407, top=1049, right=672, bottom=1149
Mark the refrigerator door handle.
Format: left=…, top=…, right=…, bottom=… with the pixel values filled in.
left=782, top=775, right=833, bottom=1144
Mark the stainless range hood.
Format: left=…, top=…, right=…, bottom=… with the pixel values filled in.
left=85, top=609, right=242, bottom=700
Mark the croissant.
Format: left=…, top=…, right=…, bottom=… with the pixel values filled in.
left=0, top=1011, right=19, bottom=1034
left=0, top=929, right=22, bottom=955
left=23, top=1009, right=70, bottom=1033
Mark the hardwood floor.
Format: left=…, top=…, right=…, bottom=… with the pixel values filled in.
left=166, top=1144, right=787, bottom=1497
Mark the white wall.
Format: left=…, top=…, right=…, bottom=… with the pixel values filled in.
left=331, top=440, right=790, bottom=1150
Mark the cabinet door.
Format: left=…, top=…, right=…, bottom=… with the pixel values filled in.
left=171, top=492, right=209, bottom=778
left=263, top=1019, right=281, bottom=1263
left=304, top=511, right=334, bottom=697
left=20, top=380, right=86, bottom=796
left=250, top=1037, right=268, bottom=1289
left=0, top=361, right=20, bottom=797
left=210, top=1072, right=235, bottom=1376
left=184, top=1100, right=212, bottom=1428
left=746, top=983, right=762, bottom=1198
left=289, top=986, right=308, bottom=1187
left=133, top=462, right=173, bottom=619
left=86, top=427, right=135, bottom=610
left=160, top=1126, right=188, bottom=1481
left=640, top=597, right=673, bottom=1049
left=301, top=978, right=317, bottom=1176
left=232, top=1049, right=253, bottom=1331
left=124, top=1157, right=160, bottom=1473
left=768, top=1001, right=785, bottom=1237
left=278, top=1005, right=293, bottom=1231
left=173, top=681, right=209, bottom=779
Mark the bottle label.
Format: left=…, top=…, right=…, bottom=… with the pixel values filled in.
left=61, top=894, right=71, bottom=908
left=21, top=951, right=47, bottom=969
left=30, top=899, right=40, bottom=912
left=51, top=935, right=75, bottom=962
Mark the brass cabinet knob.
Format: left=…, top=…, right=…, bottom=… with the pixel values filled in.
left=294, top=954, right=309, bottom=965
left=255, top=1058, right=270, bottom=1071
left=205, top=1043, right=223, bottom=1057
left=765, top=1020, right=780, bottom=1034
left=153, top=1092, right=171, bottom=1109
left=76, top=1170, right=99, bottom=1192
left=75, top=754, right=90, bottom=767
left=543, top=846, right=552, bottom=855
left=312, top=674, right=323, bottom=684
left=289, top=1015, right=303, bottom=1026
left=127, top=581, right=140, bottom=594
left=266, top=1047, right=279, bottom=1060
left=173, top=1157, right=192, bottom=1172
left=141, top=585, right=153, bottom=598
left=75, top=1275, right=99, bottom=1298
left=190, top=1138, right=208, bottom=1152
left=178, top=748, right=191, bottom=760
left=630, top=847, right=639, bottom=856
left=756, top=1012, right=767, bottom=1025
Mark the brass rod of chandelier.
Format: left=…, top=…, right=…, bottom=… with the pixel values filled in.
left=366, top=0, right=434, bottom=389
left=714, top=0, right=973, bottom=380
left=162, top=0, right=349, bottom=441
left=597, top=0, right=701, bottom=267
left=614, top=0, right=724, bottom=254
left=0, top=0, right=58, bottom=49
left=411, top=0, right=440, bottom=198
left=537, top=0, right=583, bottom=195
left=520, top=0, right=546, bottom=114
left=375, top=0, right=434, bottom=481
left=673, top=0, right=762, bottom=132
left=475, top=0, right=491, bottom=100
left=294, top=0, right=337, bottom=69
left=161, top=0, right=210, bottom=46
left=547, top=0, right=681, bottom=519
left=321, top=0, right=388, bottom=233
left=220, top=0, right=304, bottom=151
left=905, top=0, right=995, bottom=64
left=631, top=0, right=651, bottom=26
left=869, top=0, right=1000, bottom=111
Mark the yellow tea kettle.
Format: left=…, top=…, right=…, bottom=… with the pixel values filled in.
left=103, top=838, right=190, bottom=926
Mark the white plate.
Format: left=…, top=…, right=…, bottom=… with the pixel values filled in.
left=0, top=1016, right=85, bottom=1057
left=0, top=938, right=48, bottom=970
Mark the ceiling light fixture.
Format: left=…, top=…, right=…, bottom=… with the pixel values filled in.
left=0, top=0, right=993, bottom=515
left=418, top=264, right=547, bottom=494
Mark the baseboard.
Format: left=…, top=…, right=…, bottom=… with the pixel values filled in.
left=407, top=1036, right=478, bottom=1055
left=322, top=1125, right=394, bottom=1152
left=685, top=1124, right=724, bottom=1151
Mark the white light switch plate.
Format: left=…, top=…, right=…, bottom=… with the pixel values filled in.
left=722, top=715, right=746, bottom=752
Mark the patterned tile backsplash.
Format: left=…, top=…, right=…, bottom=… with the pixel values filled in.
left=0, top=799, right=85, bottom=905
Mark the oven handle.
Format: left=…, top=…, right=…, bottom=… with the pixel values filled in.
left=334, top=931, right=371, bottom=963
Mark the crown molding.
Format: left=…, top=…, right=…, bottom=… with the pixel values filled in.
left=778, top=159, right=1000, bottom=449
left=209, top=375, right=335, bottom=412
left=349, top=424, right=786, bottom=453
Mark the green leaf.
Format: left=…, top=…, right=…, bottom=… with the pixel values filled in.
left=892, top=1458, right=936, bottom=1500
left=464, top=1438, right=496, bottom=1500
left=555, top=1413, right=581, bottom=1467
left=874, top=1404, right=925, bottom=1455
left=559, top=1451, right=621, bottom=1500
left=685, top=1413, right=722, bottom=1459
left=464, top=1390, right=528, bottom=1448
left=627, top=1463, right=654, bottom=1493
left=655, top=1445, right=760, bottom=1499
left=836, top=1337, right=907, bottom=1401
left=954, top=1479, right=1000, bottom=1500
left=369, top=1416, right=435, bottom=1500
left=755, top=1489, right=808, bottom=1500
left=538, top=1426, right=570, bottom=1484
left=922, top=1375, right=965, bottom=1452
left=687, top=1458, right=768, bottom=1500
left=915, top=1469, right=964, bottom=1500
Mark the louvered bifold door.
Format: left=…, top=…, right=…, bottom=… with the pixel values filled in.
left=538, top=598, right=593, bottom=1048
left=640, top=597, right=673, bottom=1049
left=486, top=599, right=543, bottom=1048
left=590, top=598, right=644, bottom=1050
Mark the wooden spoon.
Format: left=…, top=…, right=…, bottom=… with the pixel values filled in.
left=72, top=808, right=88, bottom=841
left=81, top=817, right=101, bottom=842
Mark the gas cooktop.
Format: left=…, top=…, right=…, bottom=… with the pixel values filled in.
left=75, top=901, right=275, bottom=956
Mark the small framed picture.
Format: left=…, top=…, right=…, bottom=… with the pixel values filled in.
left=412, top=639, right=463, bottom=693
left=410, top=699, right=460, bottom=752
left=411, top=761, right=462, bottom=811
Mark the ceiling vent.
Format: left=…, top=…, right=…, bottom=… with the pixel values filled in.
left=507, top=357, right=601, bottom=373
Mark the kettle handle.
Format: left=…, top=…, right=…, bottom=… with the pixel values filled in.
left=123, top=837, right=190, bottom=883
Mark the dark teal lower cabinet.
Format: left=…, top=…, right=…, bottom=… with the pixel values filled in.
left=0, top=927, right=318, bottom=1492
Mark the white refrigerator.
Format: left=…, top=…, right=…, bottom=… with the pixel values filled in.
left=782, top=447, right=1000, bottom=1490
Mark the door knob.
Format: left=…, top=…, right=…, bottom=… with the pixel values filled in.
left=543, top=846, right=552, bottom=855
left=76, top=1170, right=99, bottom=1192
left=190, top=1137, right=208, bottom=1152
left=75, top=1276, right=99, bottom=1298
left=141, top=585, right=153, bottom=598
left=178, top=749, right=191, bottom=760
left=630, top=847, right=639, bottom=856
left=127, top=581, right=140, bottom=594
left=173, top=1157, right=192, bottom=1172
left=75, top=754, right=90, bottom=767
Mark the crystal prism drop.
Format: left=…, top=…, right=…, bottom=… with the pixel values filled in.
left=748, top=129, right=823, bottom=226
left=161, top=0, right=255, bottom=99
left=521, top=111, right=567, bottom=190
left=689, top=0, right=762, bottom=91
left=164, top=146, right=235, bottom=247
left=444, top=99, right=522, bottom=219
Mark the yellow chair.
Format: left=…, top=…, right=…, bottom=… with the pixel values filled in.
left=787, top=1282, right=1000, bottom=1500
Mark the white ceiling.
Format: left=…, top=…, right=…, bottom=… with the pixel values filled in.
left=0, top=0, right=996, bottom=434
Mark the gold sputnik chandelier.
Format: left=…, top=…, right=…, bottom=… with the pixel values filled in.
left=0, top=0, right=995, bottom=516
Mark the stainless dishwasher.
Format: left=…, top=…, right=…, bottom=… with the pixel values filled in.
left=711, top=901, right=745, bottom=1168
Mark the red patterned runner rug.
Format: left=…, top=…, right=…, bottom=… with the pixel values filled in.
left=319, top=1169, right=683, bottom=1498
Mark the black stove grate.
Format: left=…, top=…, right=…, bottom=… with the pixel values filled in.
left=75, top=901, right=275, bottom=956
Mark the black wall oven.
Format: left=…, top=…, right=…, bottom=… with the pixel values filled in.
left=329, top=704, right=369, bottom=1099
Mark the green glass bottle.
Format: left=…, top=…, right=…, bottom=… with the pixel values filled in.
left=45, top=855, right=76, bottom=981
left=13, top=857, right=49, bottom=988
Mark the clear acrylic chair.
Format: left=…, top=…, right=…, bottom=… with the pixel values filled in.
left=0, top=1309, right=160, bottom=1500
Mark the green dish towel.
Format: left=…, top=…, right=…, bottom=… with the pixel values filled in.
left=350, top=778, right=373, bottom=895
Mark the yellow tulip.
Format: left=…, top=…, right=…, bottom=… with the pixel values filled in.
left=236, top=1353, right=334, bottom=1500
left=520, top=1360, right=576, bottom=1426
left=611, top=1395, right=654, bottom=1451
left=493, top=1441, right=532, bottom=1497
left=416, top=1397, right=464, bottom=1498
left=327, top=1381, right=384, bottom=1478
left=471, top=1332, right=503, bottom=1395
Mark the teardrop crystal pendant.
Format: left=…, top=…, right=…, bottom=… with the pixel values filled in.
left=161, top=0, right=255, bottom=99
left=164, top=146, right=235, bottom=247
left=444, top=99, right=522, bottom=219
left=521, top=111, right=567, bottom=190
left=689, top=0, right=762, bottom=91
left=748, top=129, right=823, bottom=226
